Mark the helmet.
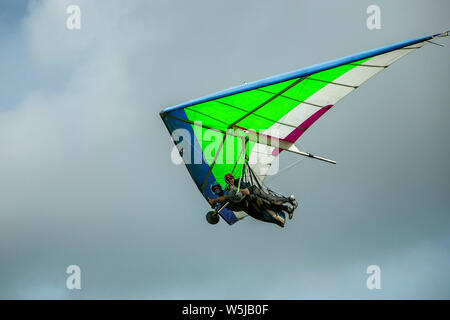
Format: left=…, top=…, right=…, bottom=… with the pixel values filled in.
left=206, top=211, right=220, bottom=225
left=224, top=173, right=234, bottom=183
left=210, top=182, right=223, bottom=196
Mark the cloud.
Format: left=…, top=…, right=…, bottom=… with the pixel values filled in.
left=1, top=0, right=449, bottom=299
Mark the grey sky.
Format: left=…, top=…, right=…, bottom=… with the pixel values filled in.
left=0, top=0, right=449, bottom=299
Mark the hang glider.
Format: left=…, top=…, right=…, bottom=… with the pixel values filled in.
left=160, top=31, right=448, bottom=225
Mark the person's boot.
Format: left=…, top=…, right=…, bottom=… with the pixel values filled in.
left=289, top=195, right=298, bottom=209
left=287, top=205, right=294, bottom=220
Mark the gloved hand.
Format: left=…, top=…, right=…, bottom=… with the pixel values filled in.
left=228, top=189, right=245, bottom=203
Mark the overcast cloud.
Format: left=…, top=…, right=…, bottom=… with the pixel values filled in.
left=0, top=0, right=449, bottom=299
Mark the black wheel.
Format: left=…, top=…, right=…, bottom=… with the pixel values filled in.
left=206, top=211, right=220, bottom=225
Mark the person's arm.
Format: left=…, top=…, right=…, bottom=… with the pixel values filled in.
left=237, top=181, right=251, bottom=195
left=208, top=195, right=229, bottom=206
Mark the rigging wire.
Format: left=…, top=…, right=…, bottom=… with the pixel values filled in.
left=264, top=141, right=307, bottom=184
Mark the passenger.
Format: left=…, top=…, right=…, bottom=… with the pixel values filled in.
left=207, top=173, right=298, bottom=227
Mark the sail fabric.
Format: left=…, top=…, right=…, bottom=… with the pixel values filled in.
left=160, top=31, right=448, bottom=224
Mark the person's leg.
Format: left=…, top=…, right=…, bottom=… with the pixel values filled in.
left=265, top=208, right=285, bottom=227
left=249, top=192, right=293, bottom=221
left=252, top=189, right=290, bottom=205
left=258, top=190, right=298, bottom=217
left=270, top=203, right=290, bottom=212
left=249, top=203, right=285, bottom=228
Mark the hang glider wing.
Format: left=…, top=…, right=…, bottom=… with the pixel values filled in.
left=160, top=31, right=448, bottom=224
